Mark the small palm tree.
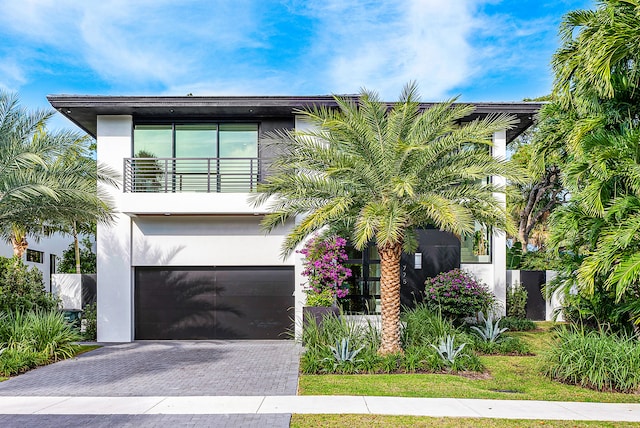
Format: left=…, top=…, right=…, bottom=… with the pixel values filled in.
left=252, top=83, right=522, bottom=354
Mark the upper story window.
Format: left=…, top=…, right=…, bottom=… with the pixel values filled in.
left=133, top=123, right=257, bottom=158
left=128, top=123, right=260, bottom=193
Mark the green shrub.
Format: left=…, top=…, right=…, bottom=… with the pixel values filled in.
left=0, top=310, right=80, bottom=376
left=302, top=312, right=379, bottom=353
left=402, top=304, right=458, bottom=347
left=470, top=334, right=531, bottom=355
left=542, top=328, right=640, bottom=392
left=506, top=282, right=528, bottom=319
left=58, top=237, right=96, bottom=274
left=0, top=257, right=57, bottom=313
left=519, top=249, right=562, bottom=270
left=0, top=346, right=47, bottom=376
left=300, top=309, right=484, bottom=374
left=25, top=311, right=81, bottom=360
left=498, top=317, right=537, bottom=331
left=423, top=269, right=495, bottom=322
left=305, top=289, right=334, bottom=307
left=82, top=302, right=97, bottom=341
left=561, top=288, right=633, bottom=333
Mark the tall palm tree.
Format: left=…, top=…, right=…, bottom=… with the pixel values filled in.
left=252, top=83, right=521, bottom=354
left=0, top=91, right=117, bottom=261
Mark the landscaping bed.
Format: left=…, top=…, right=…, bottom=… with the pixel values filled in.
left=298, top=322, right=640, bottom=403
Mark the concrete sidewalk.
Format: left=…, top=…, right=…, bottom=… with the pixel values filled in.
left=1, top=395, right=639, bottom=422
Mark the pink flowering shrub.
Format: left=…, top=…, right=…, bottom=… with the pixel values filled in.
left=424, top=269, right=495, bottom=321
left=298, top=235, right=352, bottom=303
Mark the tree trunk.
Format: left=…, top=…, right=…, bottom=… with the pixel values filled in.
left=377, top=242, right=404, bottom=355
left=73, top=220, right=81, bottom=274
left=517, top=227, right=529, bottom=254
left=11, top=234, right=28, bottom=259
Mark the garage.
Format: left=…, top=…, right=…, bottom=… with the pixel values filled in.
left=134, top=266, right=294, bottom=340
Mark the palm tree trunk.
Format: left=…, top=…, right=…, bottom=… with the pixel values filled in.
left=378, top=242, right=404, bottom=355
left=73, top=220, right=81, bottom=274
left=11, top=233, right=28, bottom=259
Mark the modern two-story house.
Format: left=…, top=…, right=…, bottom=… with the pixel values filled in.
left=47, top=95, right=541, bottom=342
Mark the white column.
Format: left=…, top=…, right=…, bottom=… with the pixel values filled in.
left=96, top=115, right=134, bottom=342
left=492, top=129, right=507, bottom=315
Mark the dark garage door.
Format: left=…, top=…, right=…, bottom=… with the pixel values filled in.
left=135, top=266, right=294, bottom=340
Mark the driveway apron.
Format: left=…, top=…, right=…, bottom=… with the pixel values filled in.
left=0, top=340, right=301, bottom=427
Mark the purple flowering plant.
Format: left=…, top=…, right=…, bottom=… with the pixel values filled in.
left=298, top=235, right=352, bottom=305
left=424, top=269, right=495, bottom=321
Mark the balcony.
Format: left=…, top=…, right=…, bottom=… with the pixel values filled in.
left=123, top=157, right=269, bottom=193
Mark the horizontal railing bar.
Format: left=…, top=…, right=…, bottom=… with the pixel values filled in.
left=123, top=157, right=271, bottom=193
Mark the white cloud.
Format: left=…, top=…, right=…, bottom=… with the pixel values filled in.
left=0, top=0, right=586, bottom=101
left=0, top=59, right=28, bottom=91
left=0, top=0, right=266, bottom=88
left=295, top=0, right=487, bottom=99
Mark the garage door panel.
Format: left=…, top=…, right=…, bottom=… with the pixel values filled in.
left=215, top=296, right=293, bottom=339
left=135, top=267, right=294, bottom=340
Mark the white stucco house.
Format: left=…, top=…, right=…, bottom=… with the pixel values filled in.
left=0, top=233, right=71, bottom=293
left=47, top=95, right=541, bottom=342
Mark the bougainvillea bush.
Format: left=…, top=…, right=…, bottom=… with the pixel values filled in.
left=424, top=269, right=495, bottom=321
left=298, top=235, right=352, bottom=304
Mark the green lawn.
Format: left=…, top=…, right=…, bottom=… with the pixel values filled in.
left=290, top=415, right=639, bottom=427
left=298, top=323, right=640, bottom=403
left=74, top=344, right=101, bottom=356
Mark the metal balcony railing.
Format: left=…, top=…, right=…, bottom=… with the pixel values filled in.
left=123, top=157, right=269, bottom=193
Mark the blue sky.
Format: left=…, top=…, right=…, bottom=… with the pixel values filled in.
left=0, top=0, right=593, bottom=130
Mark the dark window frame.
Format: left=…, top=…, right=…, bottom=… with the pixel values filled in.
left=26, top=249, right=44, bottom=264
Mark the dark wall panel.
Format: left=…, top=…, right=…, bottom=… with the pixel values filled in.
left=521, top=270, right=546, bottom=321
left=81, top=274, right=97, bottom=307
left=135, top=266, right=294, bottom=340
left=400, top=229, right=460, bottom=308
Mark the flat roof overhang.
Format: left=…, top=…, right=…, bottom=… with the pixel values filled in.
left=47, top=94, right=543, bottom=143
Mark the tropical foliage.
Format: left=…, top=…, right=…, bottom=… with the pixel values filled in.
left=512, top=0, right=640, bottom=332
left=0, top=310, right=80, bottom=376
left=543, top=327, right=640, bottom=392
left=253, top=82, right=521, bottom=354
left=0, top=256, right=57, bottom=313
left=0, top=91, right=116, bottom=269
left=423, top=269, right=495, bottom=322
left=58, top=237, right=97, bottom=274
left=298, top=234, right=352, bottom=304
left=300, top=306, right=483, bottom=374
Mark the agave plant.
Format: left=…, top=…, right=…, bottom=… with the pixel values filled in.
left=471, top=312, right=508, bottom=343
left=431, top=335, right=466, bottom=366
left=327, top=337, right=364, bottom=367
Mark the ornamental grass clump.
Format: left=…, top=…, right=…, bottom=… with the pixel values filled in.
left=542, top=328, right=640, bottom=393
left=298, top=235, right=352, bottom=305
left=424, top=269, right=495, bottom=322
left=0, top=310, right=80, bottom=376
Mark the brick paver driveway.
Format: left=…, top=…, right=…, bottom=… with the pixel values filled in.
left=0, top=340, right=301, bottom=427
left=0, top=341, right=301, bottom=396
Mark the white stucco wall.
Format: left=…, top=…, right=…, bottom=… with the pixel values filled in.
left=51, top=274, right=82, bottom=310
left=460, top=130, right=508, bottom=314
left=131, top=216, right=293, bottom=267
left=97, top=115, right=134, bottom=342
left=491, top=129, right=508, bottom=315
left=0, top=233, right=72, bottom=293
